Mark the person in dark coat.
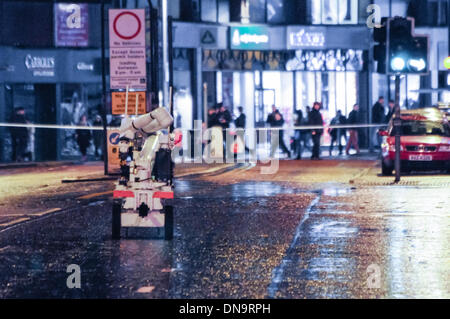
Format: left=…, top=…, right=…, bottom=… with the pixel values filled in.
left=267, top=105, right=291, bottom=158
left=372, top=96, right=386, bottom=148
left=216, top=103, right=232, bottom=159
left=385, top=100, right=395, bottom=123
left=346, top=104, right=361, bottom=155
left=293, top=109, right=304, bottom=160
left=308, top=102, right=324, bottom=160
left=207, top=107, right=219, bottom=128
left=329, top=110, right=347, bottom=156
left=9, top=107, right=30, bottom=162
left=234, top=106, right=251, bottom=157
left=217, top=104, right=232, bottom=131
left=235, top=106, right=246, bottom=129
left=92, top=115, right=104, bottom=160
left=75, top=115, right=92, bottom=162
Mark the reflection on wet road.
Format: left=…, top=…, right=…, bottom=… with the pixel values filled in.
left=0, top=175, right=449, bottom=298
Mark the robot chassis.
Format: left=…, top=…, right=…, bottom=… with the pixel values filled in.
left=112, top=107, right=176, bottom=240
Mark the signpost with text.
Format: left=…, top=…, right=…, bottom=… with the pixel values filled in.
left=109, top=9, right=147, bottom=90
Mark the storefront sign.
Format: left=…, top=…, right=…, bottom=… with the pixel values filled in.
left=287, top=27, right=326, bottom=49
left=111, top=91, right=146, bottom=115
left=24, top=54, right=55, bottom=77
left=76, top=62, right=94, bottom=71
left=54, top=4, right=89, bottom=47
left=200, top=28, right=217, bottom=47
left=230, top=26, right=270, bottom=50
left=109, top=9, right=147, bottom=90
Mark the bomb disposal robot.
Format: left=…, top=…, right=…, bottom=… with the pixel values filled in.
left=112, top=107, right=177, bottom=240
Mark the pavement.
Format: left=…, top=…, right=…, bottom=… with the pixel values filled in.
left=0, top=159, right=449, bottom=298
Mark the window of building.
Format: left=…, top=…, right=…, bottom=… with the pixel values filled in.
left=311, top=0, right=359, bottom=25
left=201, top=0, right=218, bottom=22
left=1, top=1, right=53, bottom=47
left=408, top=0, right=448, bottom=27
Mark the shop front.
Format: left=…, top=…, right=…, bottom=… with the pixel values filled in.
left=201, top=25, right=370, bottom=146
left=0, top=47, right=102, bottom=163
left=168, top=22, right=371, bottom=150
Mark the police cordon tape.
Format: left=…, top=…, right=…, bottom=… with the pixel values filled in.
left=0, top=123, right=388, bottom=132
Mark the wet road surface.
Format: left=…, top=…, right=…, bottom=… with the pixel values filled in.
left=0, top=161, right=449, bottom=298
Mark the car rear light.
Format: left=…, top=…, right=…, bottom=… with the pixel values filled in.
left=439, top=145, right=450, bottom=152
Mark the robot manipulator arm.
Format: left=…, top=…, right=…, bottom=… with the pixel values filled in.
left=120, top=107, right=173, bottom=140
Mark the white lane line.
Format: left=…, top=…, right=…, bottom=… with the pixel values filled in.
left=267, top=192, right=322, bottom=299
left=0, top=246, right=11, bottom=253
left=34, top=208, right=62, bottom=217
left=0, top=218, right=30, bottom=228
left=175, top=165, right=234, bottom=177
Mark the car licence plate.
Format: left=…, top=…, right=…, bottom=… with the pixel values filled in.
left=409, top=155, right=432, bottom=161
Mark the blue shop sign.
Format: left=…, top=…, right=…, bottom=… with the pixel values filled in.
left=230, top=26, right=270, bottom=50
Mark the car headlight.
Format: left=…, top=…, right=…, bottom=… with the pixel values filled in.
left=439, top=145, right=450, bottom=152
left=389, top=144, right=404, bottom=152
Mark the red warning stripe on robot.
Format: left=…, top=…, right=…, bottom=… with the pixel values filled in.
left=113, top=190, right=135, bottom=198
left=153, top=192, right=174, bottom=199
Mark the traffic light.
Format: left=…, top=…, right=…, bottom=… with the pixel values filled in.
left=387, top=17, right=429, bottom=74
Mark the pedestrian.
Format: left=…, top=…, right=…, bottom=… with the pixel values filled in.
left=329, top=110, right=347, bottom=156
left=267, top=105, right=291, bottom=158
left=92, top=115, right=104, bottom=160
left=372, top=96, right=386, bottom=148
left=75, top=115, right=92, bottom=162
left=217, top=103, right=232, bottom=159
left=293, top=109, right=304, bottom=160
left=346, top=104, right=361, bottom=155
left=207, top=107, right=219, bottom=128
left=235, top=106, right=246, bottom=129
left=234, top=106, right=251, bottom=156
left=308, top=102, right=324, bottom=160
left=385, top=100, right=395, bottom=123
left=9, top=107, right=30, bottom=162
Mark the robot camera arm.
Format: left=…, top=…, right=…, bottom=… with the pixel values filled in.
left=120, top=107, right=173, bottom=139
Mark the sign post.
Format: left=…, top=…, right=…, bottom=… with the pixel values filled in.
left=109, top=9, right=147, bottom=90
left=394, top=75, right=402, bottom=183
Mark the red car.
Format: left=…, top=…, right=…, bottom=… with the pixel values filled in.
left=379, top=108, right=450, bottom=175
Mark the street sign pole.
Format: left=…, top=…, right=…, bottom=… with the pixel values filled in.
left=394, top=74, right=401, bottom=183
left=101, top=2, right=108, bottom=176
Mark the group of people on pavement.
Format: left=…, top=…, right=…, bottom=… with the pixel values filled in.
left=270, top=102, right=363, bottom=160
left=205, top=101, right=368, bottom=161
left=8, top=106, right=104, bottom=163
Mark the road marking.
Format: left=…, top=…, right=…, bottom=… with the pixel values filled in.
left=267, top=192, right=322, bottom=298
left=175, top=165, right=234, bottom=178
left=34, top=208, right=62, bottom=217
left=0, top=217, right=30, bottom=228
left=77, top=191, right=113, bottom=200
left=136, top=286, right=155, bottom=294
left=0, top=246, right=11, bottom=253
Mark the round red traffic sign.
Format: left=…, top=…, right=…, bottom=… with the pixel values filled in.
left=113, top=11, right=142, bottom=40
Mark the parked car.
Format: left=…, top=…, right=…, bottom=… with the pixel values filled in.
left=379, top=107, right=450, bottom=175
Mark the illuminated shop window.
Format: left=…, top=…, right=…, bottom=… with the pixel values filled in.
left=312, top=0, right=359, bottom=25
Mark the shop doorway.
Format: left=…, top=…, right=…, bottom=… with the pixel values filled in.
left=255, top=88, right=275, bottom=127
left=34, top=84, right=57, bottom=161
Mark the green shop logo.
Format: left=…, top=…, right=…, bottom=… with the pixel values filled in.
left=230, top=26, right=270, bottom=50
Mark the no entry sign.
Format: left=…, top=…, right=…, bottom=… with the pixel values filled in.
left=109, top=9, right=147, bottom=90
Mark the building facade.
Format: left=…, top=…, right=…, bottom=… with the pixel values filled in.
left=0, top=0, right=448, bottom=162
